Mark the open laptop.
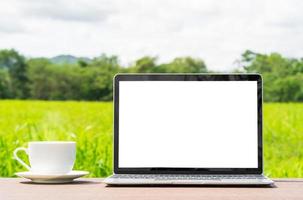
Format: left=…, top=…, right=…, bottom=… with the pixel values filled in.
left=104, top=74, right=274, bottom=186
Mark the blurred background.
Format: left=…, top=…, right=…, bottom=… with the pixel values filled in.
left=0, top=0, right=302, bottom=177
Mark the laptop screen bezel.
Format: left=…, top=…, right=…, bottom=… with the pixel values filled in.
left=113, top=74, right=263, bottom=174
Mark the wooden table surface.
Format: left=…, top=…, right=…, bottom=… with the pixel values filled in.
left=0, top=178, right=303, bottom=200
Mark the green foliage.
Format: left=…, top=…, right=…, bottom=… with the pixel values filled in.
left=0, top=100, right=302, bottom=177
left=0, top=49, right=210, bottom=101
left=0, top=69, right=12, bottom=98
left=240, top=50, right=303, bottom=102
left=159, top=57, right=207, bottom=73
left=0, top=48, right=303, bottom=102
left=128, top=56, right=158, bottom=73
left=0, top=49, right=29, bottom=98
left=267, top=75, right=303, bottom=102
left=127, top=56, right=207, bottom=73
left=26, top=55, right=121, bottom=101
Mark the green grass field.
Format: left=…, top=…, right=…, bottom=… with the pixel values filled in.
left=0, top=100, right=302, bottom=177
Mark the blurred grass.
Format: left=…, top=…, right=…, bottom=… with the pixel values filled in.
left=263, top=103, right=303, bottom=177
left=0, top=100, right=112, bottom=177
left=0, top=100, right=302, bottom=177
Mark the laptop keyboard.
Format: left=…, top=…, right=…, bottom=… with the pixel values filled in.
left=112, top=174, right=265, bottom=180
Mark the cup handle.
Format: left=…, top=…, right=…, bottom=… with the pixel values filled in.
left=13, top=147, right=31, bottom=171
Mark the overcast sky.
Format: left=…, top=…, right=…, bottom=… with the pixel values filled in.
left=0, top=0, right=302, bottom=70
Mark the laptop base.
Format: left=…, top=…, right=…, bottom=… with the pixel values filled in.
left=104, top=174, right=274, bottom=186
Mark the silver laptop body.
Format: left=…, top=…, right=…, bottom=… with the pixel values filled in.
left=104, top=74, right=274, bottom=186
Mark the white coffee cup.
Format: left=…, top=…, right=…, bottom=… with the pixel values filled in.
left=13, top=141, right=76, bottom=174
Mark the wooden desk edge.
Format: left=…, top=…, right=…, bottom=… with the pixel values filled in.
left=1, top=177, right=303, bottom=182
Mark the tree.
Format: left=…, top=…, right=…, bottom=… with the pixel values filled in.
left=240, top=50, right=303, bottom=102
left=159, top=57, right=207, bottom=73
left=0, top=49, right=29, bottom=98
left=86, top=54, right=122, bottom=100
left=266, top=74, right=303, bottom=102
left=128, top=56, right=158, bottom=73
left=0, top=69, right=12, bottom=98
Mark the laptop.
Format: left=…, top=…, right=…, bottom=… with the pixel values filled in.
left=104, top=74, right=274, bottom=186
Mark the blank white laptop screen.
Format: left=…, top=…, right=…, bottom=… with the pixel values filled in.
left=119, top=81, right=258, bottom=168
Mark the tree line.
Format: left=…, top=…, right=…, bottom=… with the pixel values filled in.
left=0, top=49, right=302, bottom=102
left=237, top=50, right=303, bottom=102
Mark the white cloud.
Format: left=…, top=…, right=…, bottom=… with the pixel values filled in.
left=0, top=0, right=26, bottom=34
left=0, top=0, right=302, bottom=70
left=20, top=0, right=114, bottom=22
left=0, top=18, right=25, bottom=34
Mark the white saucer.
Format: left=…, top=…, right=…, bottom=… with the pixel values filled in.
left=15, top=170, right=89, bottom=183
